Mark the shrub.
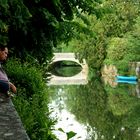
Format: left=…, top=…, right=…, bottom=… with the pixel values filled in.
left=4, top=58, right=56, bottom=140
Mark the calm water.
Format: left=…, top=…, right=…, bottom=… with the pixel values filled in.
left=48, top=79, right=140, bottom=140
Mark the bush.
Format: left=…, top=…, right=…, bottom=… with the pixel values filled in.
left=104, top=37, right=133, bottom=75
left=4, top=58, right=56, bottom=140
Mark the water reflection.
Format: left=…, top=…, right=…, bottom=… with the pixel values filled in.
left=48, top=60, right=82, bottom=77
left=48, top=79, right=140, bottom=140
left=49, top=87, right=94, bottom=140
left=136, top=83, right=140, bottom=98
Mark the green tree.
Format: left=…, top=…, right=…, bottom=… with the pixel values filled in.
left=0, top=0, right=102, bottom=63
left=59, top=0, right=140, bottom=76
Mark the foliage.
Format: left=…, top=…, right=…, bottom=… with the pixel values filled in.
left=60, top=14, right=106, bottom=72
left=1, top=0, right=140, bottom=139
left=100, top=1, right=140, bottom=74
left=59, top=0, right=140, bottom=76
left=104, top=37, right=129, bottom=74
left=106, top=38, right=127, bottom=62
left=4, top=58, right=56, bottom=140
left=59, top=0, right=140, bottom=75
left=0, top=0, right=102, bottom=64
left=104, top=16, right=140, bottom=74
left=107, top=90, right=137, bottom=116
left=126, top=17, right=140, bottom=61
left=101, top=0, right=140, bottom=36
left=58, top=128, right=77, bottom=140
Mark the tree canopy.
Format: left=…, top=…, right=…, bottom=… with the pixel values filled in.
left=0, top=0, right=102, bottom=63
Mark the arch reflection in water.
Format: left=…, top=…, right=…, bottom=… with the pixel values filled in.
left=49, top=60, right=82, bottom=77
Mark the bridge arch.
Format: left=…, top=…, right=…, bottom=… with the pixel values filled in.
left=48, top=53, right=88, bottom=85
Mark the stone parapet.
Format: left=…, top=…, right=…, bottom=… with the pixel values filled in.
left=0, top=93, right=30, bottom=140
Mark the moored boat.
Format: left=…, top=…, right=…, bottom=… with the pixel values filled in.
left=116, top=79, right=137, bottom=84
left=116, top=76, right=138, bottom=81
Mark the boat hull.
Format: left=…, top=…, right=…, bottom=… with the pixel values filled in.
left=116, top=76, right=137, bottom=81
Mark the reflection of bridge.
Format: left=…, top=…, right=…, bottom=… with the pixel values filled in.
left=48, top=53, right=88, bottom=85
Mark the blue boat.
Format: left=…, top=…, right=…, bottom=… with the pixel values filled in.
left=116, top=79, right=137, bottom=84
left=116, top=76, right=138, bottom=81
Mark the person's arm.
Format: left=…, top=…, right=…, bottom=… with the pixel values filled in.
left=9, top=82, right=16, bottom=93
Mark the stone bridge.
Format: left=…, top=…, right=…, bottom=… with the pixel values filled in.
left=48, top=53, right=88, bottom=85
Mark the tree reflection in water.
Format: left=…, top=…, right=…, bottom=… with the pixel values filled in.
left=49, top=78, right=140, bottom=140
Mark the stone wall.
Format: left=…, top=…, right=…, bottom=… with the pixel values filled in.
left=0, top=93, right=30, bottom=140
left=101, top=65, right=118, bottom=87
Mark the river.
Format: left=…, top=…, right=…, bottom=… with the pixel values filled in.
left=48, top=78, right=140, bottom=140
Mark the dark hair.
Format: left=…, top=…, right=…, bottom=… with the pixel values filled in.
left=0, top=44, right=7, bottom=51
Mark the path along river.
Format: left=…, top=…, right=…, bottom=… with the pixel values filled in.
left=48, top=65, right=140, bottom=140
